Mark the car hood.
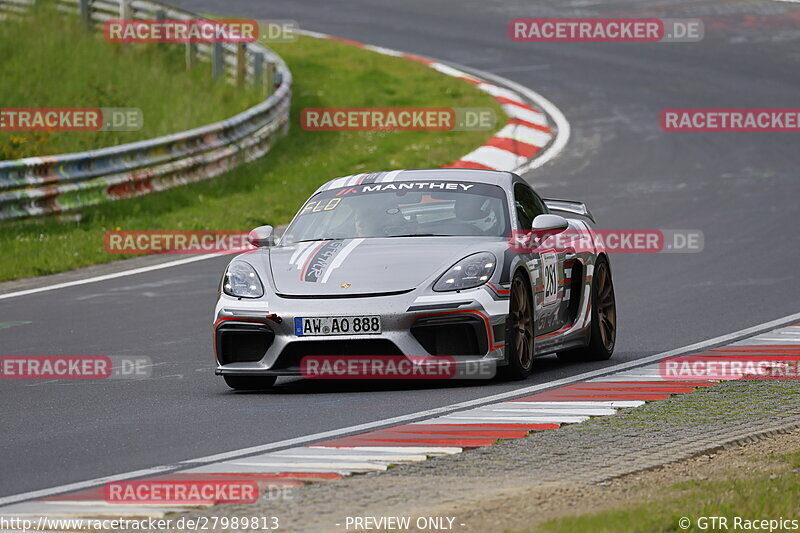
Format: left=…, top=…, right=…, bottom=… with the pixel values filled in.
left=267, top=237, right=480, bottom=296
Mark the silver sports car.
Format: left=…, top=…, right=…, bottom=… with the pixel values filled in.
left=214, top=169, right=616, bottom=390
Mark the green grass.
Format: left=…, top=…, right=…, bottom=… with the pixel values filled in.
left=0, top=5, right=263, bottom=159
left=536, top=462, right=800, bottom=533
left=0, top=26, right=504, bottom=281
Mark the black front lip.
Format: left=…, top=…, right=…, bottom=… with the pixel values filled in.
left=274, top=288, right=415, bottom=299
left=215, top=355, right=498, bottom=377
left=216, top=367, right=302, bottom=376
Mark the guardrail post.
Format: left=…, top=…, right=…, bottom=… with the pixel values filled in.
left=79, top=0, right=90, bottom=29
left=236, top=44, right=246, bottom=87
left=185, top=42, right=197, bottom=70
left=212, top=42, right=224, bottom=81
left=265, top=61, right=276, bottom=96
left=118, top=0, right=131, bottom=48
left=253, top=51, right=264, bottom=95
left=154, top=8, right=166, bottom=50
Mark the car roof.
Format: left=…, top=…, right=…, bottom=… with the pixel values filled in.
left=314, top=168, right=517, bottom=193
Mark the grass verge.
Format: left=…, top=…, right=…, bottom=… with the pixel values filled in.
left=1, top=29, right=505, bottom=281
left=538, top=448, right=800, bottom=533
left=0, top=5, right=262, bottom=159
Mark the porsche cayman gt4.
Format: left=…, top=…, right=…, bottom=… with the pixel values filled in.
left=214, top=169, right=616, bottom=390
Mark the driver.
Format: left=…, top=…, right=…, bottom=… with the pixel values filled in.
left=453, top=194, right=498, bottom=233
left=353, top=205, right=386, bottom=237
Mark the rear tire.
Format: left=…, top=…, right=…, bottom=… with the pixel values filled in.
left=223, top=375, right=277, bottom=391
left=498, top=272, right=535, bottom=381
left=558, top=255, right=616, bottom=362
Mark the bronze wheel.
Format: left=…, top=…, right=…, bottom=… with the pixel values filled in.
left=558, top=255, right=616, bottom=362
left=500, top=272, right=534, bottom=380
left=595, top=260, right=616, bottom=352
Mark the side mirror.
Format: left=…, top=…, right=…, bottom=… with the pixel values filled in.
left=531, top=214, right=569, bottom=238
left=247, top=225, right=275, bottom=248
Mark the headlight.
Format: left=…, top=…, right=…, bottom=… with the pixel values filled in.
left=222, top=261, right=264, bottom=298
left=433, top=252, right=496, bottom=292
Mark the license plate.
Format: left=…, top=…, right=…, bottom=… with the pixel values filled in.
left=294, top=316, right=381, bottom=336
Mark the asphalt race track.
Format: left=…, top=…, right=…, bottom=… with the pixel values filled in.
left=1, top=0, right=799, bottom=499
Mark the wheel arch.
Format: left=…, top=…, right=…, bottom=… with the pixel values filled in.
left=512, top=264, right=535, bottom=305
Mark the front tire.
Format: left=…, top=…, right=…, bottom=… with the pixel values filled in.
left=558, top=255, right=616, bottom=362
left=499, top=272, right=535, bottom=380
left=223, top=375, right=277, bottom=391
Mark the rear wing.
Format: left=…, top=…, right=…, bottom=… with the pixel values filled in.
left=543, top=198, right=595, bottom=223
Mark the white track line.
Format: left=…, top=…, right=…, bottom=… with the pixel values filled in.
left=1, top=311, right=799, bottom=508
left=313, top=446, right=461, bottom=455
left=470, top=407, right=618, bottom=415
left=226, top=460, right=390, bottom=472
left=501, top=104, right=549, bottom=125
left=269, top=449, right=429, bottom=462
left=0, top=255, right=218, bottom=301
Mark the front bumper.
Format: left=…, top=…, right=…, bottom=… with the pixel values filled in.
left=213, top=287, right=509, bottom=377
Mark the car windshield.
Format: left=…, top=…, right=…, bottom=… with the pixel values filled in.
left=281, top=181, right=510, bottom=244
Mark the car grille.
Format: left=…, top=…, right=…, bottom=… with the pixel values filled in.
left=216, top=322, right=275, bottom=365
left=411, top=315, right=487, bottom=356
left=273, top=339, right=404, bottom=369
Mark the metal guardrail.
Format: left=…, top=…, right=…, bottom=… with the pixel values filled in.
left=0, top=0, right=292, bottom=220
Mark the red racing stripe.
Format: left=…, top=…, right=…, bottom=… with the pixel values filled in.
left=510, top=392, right=672, bottom=401
left=327, top=36, right=364, bottom=47
left=382, top=427, right=529, bottom=438
left=390, top=422, right=561, bottom=432
left=688, top=355, right=800, bottom=362
left=484, top=136, right=540, bottom=157
left=597, top=380, right=718, bottom=387
left=494, top=96, right=537, bottom=110
left=403, top=53, right=434, bottom=64
left=356, top=430, right=503, bottom=441
left=565, top=384, right=698, bottom=393
left=398, top=423, right=559, bottom=431
left=508, top=117, right=552, bottom=133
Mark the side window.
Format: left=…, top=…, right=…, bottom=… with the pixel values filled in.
left=513, top=183, right=546, bottom=229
